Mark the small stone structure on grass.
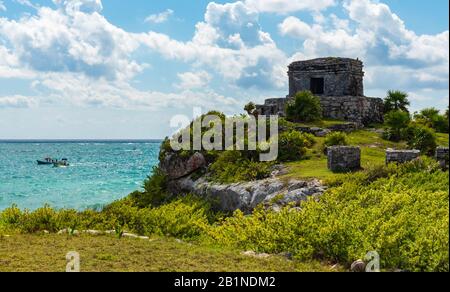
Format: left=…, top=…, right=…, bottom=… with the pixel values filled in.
left=386, top=149, right=420, bottom=164
left=327, top=146, right=361, bottom=172
left=436, top=147, right=449, bottom=170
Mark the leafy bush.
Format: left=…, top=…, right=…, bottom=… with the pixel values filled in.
left=135, top=196, right=213, bottom=239
left=383, top=110, right=411, bottom=142
left=286, top=91, right=323, bottom=123
left=278, top=130, right=315, bottom=162
left=414, top=108, right=449, bottom=134
left=324, top=132, right=348, bottom=153
left=206, top=158, right=449, bottom=272
left=404, top=124, right=438, bottom=155
left=130, top=166, right=169, bottom=208
left=209, top=151, right=273, bottom=183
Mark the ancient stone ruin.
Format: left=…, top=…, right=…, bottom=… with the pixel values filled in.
left=327, top=146, right=361, bottom=172
left=256, top=57, right=384, bottom=126
left=386, top=149, right=420, bottom=164
left=436, top=147, right=449, bottom=170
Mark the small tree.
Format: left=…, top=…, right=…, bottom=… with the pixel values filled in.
left=244, top=102, right=257, bottom=116
left=384, top=90, right=410, bottom=113
left=286, top=91, right=322, bottom=123
left=404, top=124, right=437, bottom=155
left=414, top=108, right=449, bottom=133
left=383, top=110, right=411, bottom=142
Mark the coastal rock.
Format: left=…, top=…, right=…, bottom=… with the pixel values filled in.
left=160, top=152, right=206, bottom=180
left=169, top=176, right=327, bottom=213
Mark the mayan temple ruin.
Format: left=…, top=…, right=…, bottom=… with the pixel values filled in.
left=256, top=57, right=385, bottom=126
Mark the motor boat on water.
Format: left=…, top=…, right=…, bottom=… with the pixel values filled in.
left=53, top=158, right=70, bottom=168
left=37, top=157, right=56, bottom=165
left=37, top=157, right=70, bottom=167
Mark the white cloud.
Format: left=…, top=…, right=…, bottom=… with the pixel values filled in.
left=278, top=0, right=449, bottom=94
left=139, top=1, right=288, bottom=90
left=0, top=1, right=6, bottom=12
left=53, top=0, right=103, bottom=14
left=0, top=4, right=143, bottom=80
left=145, top=9, right=174, bottom=24
left=177, top=71, right=212, bottom=90
left=0, top=0, right=447, bottom=114
left=0, top=95, right=37, bottom=108
left=244, top=0, right=336, bottom=13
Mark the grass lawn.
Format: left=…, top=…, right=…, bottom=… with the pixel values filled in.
left=281, top=129, right=449, bottom=181
left=0, top=234, right=339, bottom=272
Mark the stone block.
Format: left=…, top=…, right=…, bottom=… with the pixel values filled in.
left=327, top=146, right=361, bottom=172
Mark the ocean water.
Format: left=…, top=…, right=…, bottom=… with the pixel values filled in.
left=0, top=141, right=161, bottom=211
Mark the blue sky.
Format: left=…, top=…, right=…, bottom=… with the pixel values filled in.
left=0, top=0, right=448, bottom=139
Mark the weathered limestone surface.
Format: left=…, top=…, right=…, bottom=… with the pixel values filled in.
left=168, top=176, right=326, bottom=213
left=386, top=149, right=420, bottom=164
left=160, top=152, right=206, bottom=180
left=256, top=98, right=289, bottom=116
left=327, top=146, right=361, bottom=172
left=436, top=147, right=449, bottom=169
left=288, top=57, right=364, bottom=97
left=319, top=96, right=384, bottom=125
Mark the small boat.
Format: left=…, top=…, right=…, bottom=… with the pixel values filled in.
left=37, top=157, right=56, bottom=165
left=53, top=158, right=69, bottom=168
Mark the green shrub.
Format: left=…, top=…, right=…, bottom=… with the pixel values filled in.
left=209, top=151, right=273, bottom=183
left=206, top=158, right=449, bottom=271
left=19, top=205, right=58, bottom=233
left=0, top=205, right=22, bottom=227
left=383, top=110, right=411, bottom=142
left=135, top=196, right=213, bottom=240
left=131, top=166, right=170, bottom=208
left=278, top=130, right=315, bottom=162
left=404, top=124, right=438, bottom=155
left=414, top=108, right=449, bottom=134
left=324, top=132, right=348, bottom=153
left=286, top=91, right=323, bottom=123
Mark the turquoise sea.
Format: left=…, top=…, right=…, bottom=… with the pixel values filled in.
left=0, top=141, right=161, bottom=211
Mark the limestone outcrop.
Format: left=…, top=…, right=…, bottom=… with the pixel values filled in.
left=168, top=174, right=326, bottom=213
left=160, top=152, right=206, bottom=180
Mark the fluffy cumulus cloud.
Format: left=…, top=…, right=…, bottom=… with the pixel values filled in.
left=0, top=2, right=142, bottom=81
left=145, top=9, right=174, bottom=24
left=0, top=0, right=447, bottom=112
left=139, top=1, right=288, bottom=90
left=177, top=71, right=212, bottom=90
left=244, top=0, right=336, bottom=13
left=279, top=0, right=449, bottom=93
left=0, top=95, right=37, bottom=108
left=53, top=0, right=103, bottom=14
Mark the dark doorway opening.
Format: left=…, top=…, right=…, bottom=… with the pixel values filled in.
left=310, top=78, right=324, bottom=95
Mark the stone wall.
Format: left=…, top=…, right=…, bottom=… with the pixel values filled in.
left=320, top=96, right=384, bottom=125
left=256, top=96, right=384, bottom=126
left=436, top=147, right=449, bottom=169
left=327, top=146, right=361, bottom=172
left=386, top=149, right=420, bottom=164
left=288, top=58, right=364, bottom=97
left=256, top=98, right=290, bottom=116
